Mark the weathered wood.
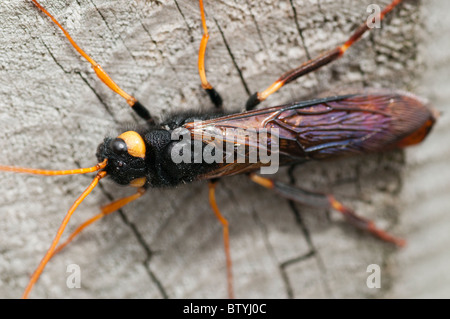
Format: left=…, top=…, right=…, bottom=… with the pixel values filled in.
left=0, top=0, right=448, bottom=298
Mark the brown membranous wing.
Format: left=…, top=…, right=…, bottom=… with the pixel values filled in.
left=183, top=89, right=435, bottom=179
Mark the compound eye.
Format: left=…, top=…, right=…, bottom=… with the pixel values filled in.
left=110, top=138, right=128, bottom=155
left=117, top=131, right=146, bottom=158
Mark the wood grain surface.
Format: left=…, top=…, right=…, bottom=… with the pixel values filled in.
left=0, top=0, right=448, bottom=298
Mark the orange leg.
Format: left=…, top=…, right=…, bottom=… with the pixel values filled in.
left=0, top=159, right=107, bottom=298
left=245, top=0, right=404, bottom=110
left=208, top=180, right=234, bottom=298
left=30, top=0, right=153, bottom=122
left=22, top=183, right=146, bottom=299
left=198, top=0, right=223, bottom=109
left=249, top=174, right=405, bottom=247
left=51, top=188, right=147, bottom=257
left=22, top=171, right=107, bottom=299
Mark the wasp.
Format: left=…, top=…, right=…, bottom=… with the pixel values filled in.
left=0, top=0, right=436, bottom=298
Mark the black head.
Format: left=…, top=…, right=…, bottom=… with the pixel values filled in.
left=96, top=131, right=148, bottom=187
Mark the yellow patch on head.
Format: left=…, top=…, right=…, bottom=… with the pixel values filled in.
left=117, top=131, right=146, bottom=158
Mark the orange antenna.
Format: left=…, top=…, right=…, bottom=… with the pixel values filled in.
left=0, top=158, right=108, bottom=298
left=0, top=159, right=107, bottom=176
left=22, top=169, right=108, bottom=299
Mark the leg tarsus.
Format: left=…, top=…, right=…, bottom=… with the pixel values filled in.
left=198, top=0, right=224, bottom=110
left=51, top=187, right=146, bottom=258
left=249, top=173, right=405, bottom=247
left=327, top=195, right=406, bottom=247
left=30, top=0, right=153, bottom=121
left=244, top=0, right=404, bottom=107
left=208, top=180, right=234, bottom=298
